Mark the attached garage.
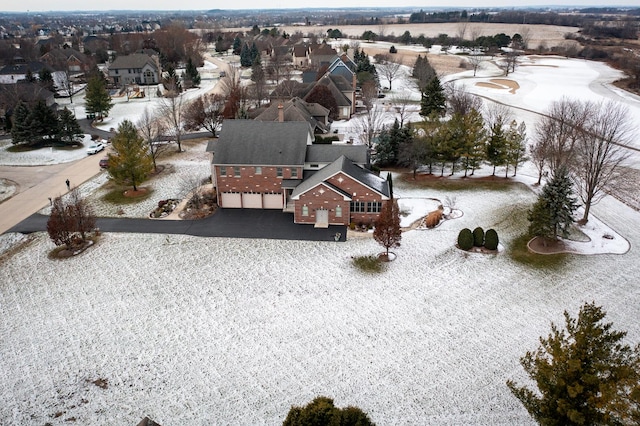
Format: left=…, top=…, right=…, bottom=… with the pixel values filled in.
left=263, top=193, right=283, bottom=209
left=220, top=192, right=241, bottom=208
left=242, top=193, right=262, bottom=209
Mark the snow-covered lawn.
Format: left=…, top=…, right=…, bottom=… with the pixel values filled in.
left=1, top=53, right=640, bottom=425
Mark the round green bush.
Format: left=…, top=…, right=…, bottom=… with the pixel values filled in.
left=457, top=228, right=474, bottom=251
left=472, top=226, right=484, bottom=247
left=484, top=228, right=499, bottom=250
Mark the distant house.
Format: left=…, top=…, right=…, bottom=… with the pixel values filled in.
left=254, top=97, right=330, bottom=134
left=310, top=74, right=355, bottom=119
left=0, top=61, right=53, bottom=84
left=40, top=48, right=93, bottom=75
left=108, top=53, right=160, bottom=86
left=0, top=82, right=56, bottom=128
left=309, top=43, right=338, bottom=68
left=292, top=45, right=309, bottom=68
left=206, top=120, right=390, bottom=227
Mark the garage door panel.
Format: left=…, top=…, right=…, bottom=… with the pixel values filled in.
left=263, top=193, right=283, bottom=209
left=221, top=193, right=241, bottom=208
left=242, top=193, right=262, bottom=209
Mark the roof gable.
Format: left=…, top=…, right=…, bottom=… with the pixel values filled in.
left=292, top=155, right=389, bottom=199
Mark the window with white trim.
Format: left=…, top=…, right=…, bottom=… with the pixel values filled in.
left=302, top=205, right=309, bottom=216
left=234, top=166, right=241, bottom=177
left=350, top=201, right=366, bottom=213
left=367, top=202, right=382, bottom=213
left=291, top=168, right=298, bottom=178
left=276, top=167, right=283, bottom=178
left=335, top=205, right=342, bottom=217
left=255, top=166, right=262, bottom=175
left=220, top=166, right=227, bottom=177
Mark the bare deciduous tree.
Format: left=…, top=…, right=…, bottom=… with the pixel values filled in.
left=137, top=107, right=169, bottom=172
left=446, top=83, right=483, bottom=116
left=375, top=54, right=402, bottom=91
left=573, top=100, right=632, bottom=222
left=353, top=104, right=387, bottom=149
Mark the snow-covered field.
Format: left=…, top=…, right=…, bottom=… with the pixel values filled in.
left=1, top=53, right=640, bottom=425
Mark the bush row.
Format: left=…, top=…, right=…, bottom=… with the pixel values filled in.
left=457, top=227, right=499, bottom=251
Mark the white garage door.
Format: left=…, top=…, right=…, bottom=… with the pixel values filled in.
left=221, top=192, right=241, bottom=208
left=242, top=193, right=262, bottom=209
left=263, top=193, right=283, bottom=209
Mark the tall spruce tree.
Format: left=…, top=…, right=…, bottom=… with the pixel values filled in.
left=108, top=120, right=153, bottom=192
left=420, top=76, right=445, bottom=117
left=507, top=302, right=640, bottom=426
left=58, top=107, right=83, bottom=145
left=10, top=102, right=32, bottom=145
left=527, top=166, right=578, bottom=241
left=183, top=57, right=201, bottom=88
left=85, top=74, right=113, bottom=120
left=29, top=100, right=59, bottom=146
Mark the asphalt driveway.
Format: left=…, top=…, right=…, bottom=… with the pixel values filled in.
left=7, top=209, right=347, bottom=242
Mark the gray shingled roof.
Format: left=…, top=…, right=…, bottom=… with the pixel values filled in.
left=207, top=120, right=311, bottom=166
left=254, top=98, right=329, bottom=133
left=305, top=144, right=368, bottom=165
left=291, top=155, right=390, bottom=199
left=109, top=53, right=157, bottom=70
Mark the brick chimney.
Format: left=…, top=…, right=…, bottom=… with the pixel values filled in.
left=278, top=103, right=284, bottom=122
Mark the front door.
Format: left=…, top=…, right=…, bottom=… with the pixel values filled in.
left=315, top=209, right=329, bottom=228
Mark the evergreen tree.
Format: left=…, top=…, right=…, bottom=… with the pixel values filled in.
left=420, top=76, right=445, bottom=117
left=507, top=302, right=640, bottom=426
left=183, top=57, right=201, bottom=88
left=57, top=107, right=83, bottom=145
left=374, top=199, right=402, bottom=258
left=449, top=109, right=486, bottom=177
left=38, top=67, right=55, bottom=92
left=108, top=120, right=154, bottom=192
left=85, top=75, right=113, bottom=120
left=24, top=69, right=37, bottom=83
left=249, top=42, right=259, bottom=64
left=486, top=122, right=508, bottom=176
left=240, top=43, right=252, bottom=67
left=283, top=396, right=375, bottom=426
left=10, top=102, right=32, bottom=145
left=163, top=66, right=182, bottom=93
left=29, top=100, right=59, bottom=146
left=413, top=55, right=436, bottom=94
left=527, top=166, right=578, bottom=241
left=232, top=36, right=242, bottom=55
left=505, top=120, right=527, bottom=177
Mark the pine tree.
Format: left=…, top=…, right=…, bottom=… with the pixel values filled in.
left=420, top=76, right=445, bottom=117
left=232, top=36, right=242, bottom=55
left=85, top=74, right=113, bottom=120
left=57, top=107, right=83, bottom=145
left=374, top=199, right=402, bottom=258
left=29, top=100, right=59, bottom=146
left=38, top=67, right=55, bottom=92
left=486, top=122, right=508, bottom=176
left=108, top=120, right=154, bottom=192
left=527, top=166, right=578, bottom=241
left=240, top=43, right=252, bottom=67
left=183, top=57, right=201, bottom=88
left=505, top=120, right=527, bottom=177
left=283, top=396, right=375, bottom=426
left=507, top=302, right=640, bottom=426
left=10, top=102, right=32, bottom=145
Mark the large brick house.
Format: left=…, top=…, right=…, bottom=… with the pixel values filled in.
left=206, top=120, right=391, bottom=227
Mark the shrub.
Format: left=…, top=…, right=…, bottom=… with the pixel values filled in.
left=485, top=228, right=499, bottom=250
left=473, top=226, right=485, bottom=247
left=457, top=228, right=474, bottom=250
left=352, top=255, right=383, bottom=273
left=425, top=209, right=443, bottom=228
left=389, top=45, right=397, bottom=53
left=349, top=222, right=356, bottom=230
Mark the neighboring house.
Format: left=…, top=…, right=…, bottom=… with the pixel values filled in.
left=307, top=74, right=355, bottom=119
left=40, top=48, right=93, bottom=75
left=309, top=43, right=337, bottom=68
left=107, top=53, right=160, bottom=86
left=206, top=120, right=390, bottom=227
left=0, top=61, right=53, bottom=84
left=0, top=82, right=56, bottom=128
left=254, top=97, right=330, bottom=134
left=292, top=45, right=309, bottom=68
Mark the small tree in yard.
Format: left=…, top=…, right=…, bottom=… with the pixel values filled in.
left=484, top=229, right=499, bottom=250
left=84, top=74, right=113, bottom=120
left=108, top=119, right=154, bottom=192
left=457, top=228, right=474, bottom=251
left=374, top=199, right=402, bottom=259
left=527, top=166, right=578, bottom=242
left=57, top=107, right=83, bottom=145
left=507, top=302, right=640, bottom=426
left=283, top=396, right=375, bottom=426
left=47, top=188, right=96, bottom=250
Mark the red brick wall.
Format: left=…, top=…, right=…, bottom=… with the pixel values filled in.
left=294, top=172, right=389, bottom=225
left=214, top=165, right=302, bottom=194
left=294, top=185, right=350, bottom=225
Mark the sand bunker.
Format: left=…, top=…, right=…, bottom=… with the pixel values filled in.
left=475, top=79, right=520, bottom=94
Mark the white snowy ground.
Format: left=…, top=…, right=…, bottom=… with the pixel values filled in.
left=1, top=53, right=640, bottom=425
